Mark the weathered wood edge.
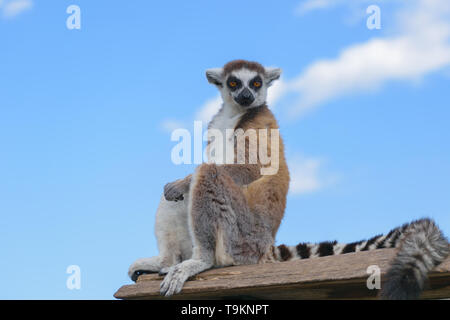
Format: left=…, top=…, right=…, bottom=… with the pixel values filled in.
left=114, top=249, right=450, bottom=300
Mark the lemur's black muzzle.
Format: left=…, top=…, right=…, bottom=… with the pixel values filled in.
left=235, top=88, right=254, bottom=107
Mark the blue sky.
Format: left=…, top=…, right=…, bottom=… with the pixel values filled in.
left=0, top=0, right=449, bottom=299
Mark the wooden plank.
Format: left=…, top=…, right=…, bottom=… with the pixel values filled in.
left=114, top=248, right=450, bottom=300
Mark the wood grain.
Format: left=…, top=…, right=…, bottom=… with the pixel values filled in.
left=114, top=249, right=450, bottom=300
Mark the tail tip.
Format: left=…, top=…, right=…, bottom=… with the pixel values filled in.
left=379, top=268, right=422, bottom=300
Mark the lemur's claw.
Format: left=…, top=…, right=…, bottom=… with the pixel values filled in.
left=131, top=270, right=153, bottom=282
left=159, top=267, right=170, bottom=276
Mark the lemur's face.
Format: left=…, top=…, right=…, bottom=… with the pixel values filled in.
left=225, top=69, right=264, bottom=108
left=206, top=61, right=281, bottom=109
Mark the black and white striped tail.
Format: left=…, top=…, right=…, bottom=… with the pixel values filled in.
left=272, top=221, right=412, bottom=261
left=380, top=218, right=449, bottom=299
left=271, top=218, right=449, bottom=299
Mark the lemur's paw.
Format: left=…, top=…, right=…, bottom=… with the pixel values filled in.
left=164, top=181, right=185, bottom=201
left=160, top=265, right=189, bottom=296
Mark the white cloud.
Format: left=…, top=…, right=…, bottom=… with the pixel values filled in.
left=288, top=155, right=337, bottom=195
left=266, top=78, right=288, bottom=107
left=194, top=95, right=222, bottom=125
left=287, top=0, right=450, bottom=117
left=189, top=1, right=450, bottom=121
left=295, top=0, right=337, bottom=15
left=1, top=0, right=33, bottom=19
left=160, top=120, right=185, bottom=133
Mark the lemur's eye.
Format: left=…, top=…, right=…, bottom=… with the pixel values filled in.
left=250, top=76, right=263, bottom=90
left=227, top=77, right=241, bottom=90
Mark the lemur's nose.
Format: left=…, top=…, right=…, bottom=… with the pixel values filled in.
left=236, top=88, right=254, bottom=106
left=241, top=88, right=252, bottom=99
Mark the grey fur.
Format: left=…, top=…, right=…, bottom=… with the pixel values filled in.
left=127, top=195, right=192, bottom=281
left=380, top=218, right=450, bottom=299
left=159, top=163, right=273, bottom=296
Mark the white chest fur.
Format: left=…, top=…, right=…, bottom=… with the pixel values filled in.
left=206, top=103, right=244, bottom=164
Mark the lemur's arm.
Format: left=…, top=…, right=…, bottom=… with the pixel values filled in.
left=164, top=164, right=261, bottom=201
left=220, top=164, right=261, bottom=185
left=164, top=174, right=192, bottom=201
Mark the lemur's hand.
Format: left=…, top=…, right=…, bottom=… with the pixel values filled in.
left=164, top=180, right=186, bottom=201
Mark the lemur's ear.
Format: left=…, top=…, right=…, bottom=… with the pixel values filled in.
left=264, top=67, right=282, bottom=87
left=206, top=68, right=224, bottom=87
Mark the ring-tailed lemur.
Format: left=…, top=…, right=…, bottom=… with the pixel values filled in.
left=128, top=60, right=449, bottom=299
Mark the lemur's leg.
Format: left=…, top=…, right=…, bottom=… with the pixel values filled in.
left=128, top=195, right=192, bottom=281
left=160, top=163, right=273, bottom=296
